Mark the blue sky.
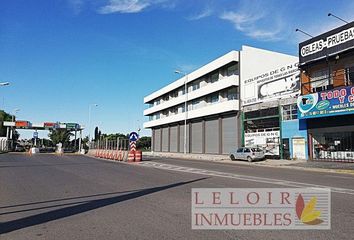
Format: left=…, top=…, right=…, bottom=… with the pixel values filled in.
left=1, top=0, right=353, bottom=139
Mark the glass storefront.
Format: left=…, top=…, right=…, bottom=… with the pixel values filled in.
left=312, top=131, right=354, bottom=162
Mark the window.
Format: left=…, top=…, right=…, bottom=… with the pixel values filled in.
left=210, top=72, right=219, bottom=83
left=149, top=116, right=154, bottom=121
left=190, top=99, right=200, bottom=110
left=207, top=93, right=219, bottom=104
left=155, top=113, right=160, bottom=119
left=170, top=91, right=178, bottom=99
left=192, top=81, right=200, bottom=91
left=227, top=64, right=238, bottom=76
left=282, top=104, right=298, bottom=120
left=170, top=107, right=178, bottom=115
left=236, top=148, right=243, bottom=153
left=155, top=99, right=160, bottom=106
left=346, top=66, right=354, bottom=85
left=180, top=104, right=186, bottom=113
left=162, top=110, right=169, bottom=118
left=310, top=69, right=329, bottom=92
left=227, top=87, right=238, bottom=100
left=244, top=148, right=251, bottom=153
left=162, top=95, right=169, bottom=102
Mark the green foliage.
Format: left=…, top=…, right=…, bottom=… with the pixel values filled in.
left=94, top=127, right=99, bottom=141
left=0, top=110, right=13, bottom=137
left=48, top=129, right=73, bottom=147
left=101, top=133, right=128, bottom=140
left=137, top=136, right=151, bottom=150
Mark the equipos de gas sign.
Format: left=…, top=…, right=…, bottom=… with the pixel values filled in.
left=297, top=85, right=354, bottom=119
left=299, top=21, right=354, bottom=65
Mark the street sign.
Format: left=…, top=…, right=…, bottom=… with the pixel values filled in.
left=129, top=141, right=136, bottom=151
left=129, top=132, right=139, bottom=142
left=33, top=131, right=38, bottom=139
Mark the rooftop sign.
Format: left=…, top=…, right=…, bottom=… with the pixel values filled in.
left=299, top=21, right=354, bottom=65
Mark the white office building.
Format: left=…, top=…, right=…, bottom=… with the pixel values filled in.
left=143, top=46, right=298, bottom=155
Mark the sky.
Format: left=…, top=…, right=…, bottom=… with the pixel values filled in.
left=1, top=0, right=353, bottom=139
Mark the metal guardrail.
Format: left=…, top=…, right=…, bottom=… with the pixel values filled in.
left=89, top=138, right=130, bottom=151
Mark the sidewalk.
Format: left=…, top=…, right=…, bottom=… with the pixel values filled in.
left=144, top=152, right=354, bottom=175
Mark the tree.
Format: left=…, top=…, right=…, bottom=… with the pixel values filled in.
left=48, top=129, right=73, bottom=147
left=0, top=110, right=13, bottom=137
left=137, top=136, right=151, bottom=150
left=94, top=127, right=99, bottom=141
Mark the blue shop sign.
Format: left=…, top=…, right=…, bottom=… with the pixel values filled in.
left=297, top=86, right=354, bottom=119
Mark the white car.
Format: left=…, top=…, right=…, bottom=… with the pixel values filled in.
left=230, top=147, right=265, bottom=162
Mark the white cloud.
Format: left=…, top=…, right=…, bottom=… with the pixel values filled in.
left=220, top=9, right=283, bottom=41
left=98, top=0, right=171, bottom=14
left=98, top=0, right=150, bottom=14
left=217, top=0, right=288, bottom=42
left=187, top=8, right=213, bottom=21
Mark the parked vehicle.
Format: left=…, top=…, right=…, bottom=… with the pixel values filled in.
left=230, top=147, right=265, bottom=162
left=15, top=145, right=25, bottom=152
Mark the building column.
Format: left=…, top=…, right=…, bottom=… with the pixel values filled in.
left=202, top=119, right=205, bottom=154
left=168, top=126, right=171, bottom=152
left=177, top=124, right=180, bottom=153
left=278, top=104, right=284, bottom=159
left=78, top=130, right=82, bottom=153
left=160, top=128, right=162, bottom=152
left=189, top=122, right=192, bottom=154
left=219, top=116, right=222, bottom=154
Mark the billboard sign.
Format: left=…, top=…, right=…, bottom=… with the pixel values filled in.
left=299, top=21, right=354, bottom=65
left=244, top=131, right=280, bottom=156
left=297, top=86, right=354, bottom=119
left=242, top=62, right=300, bottom=106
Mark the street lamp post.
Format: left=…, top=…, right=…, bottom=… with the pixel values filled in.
left=175, top=70, right=188, bottom=154
left=295, top=28, right=313, bottom=38
left=88, top=104, right=98, bottom=142
left=328, top=13, right=349, bottom=24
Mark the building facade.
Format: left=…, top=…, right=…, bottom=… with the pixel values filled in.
left=297, top=21, right=354, bottom=162
left=144, top=50, right=241, bottom=155
left=144, top=46, right=304, bottom=158
left=240, top=46, right=306, bottom=159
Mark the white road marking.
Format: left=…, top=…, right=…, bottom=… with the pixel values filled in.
left=137, top=162, right=354, bottom=195
left=325, top=174, right=354, bottom=179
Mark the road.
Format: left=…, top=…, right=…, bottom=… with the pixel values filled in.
left=1, top=153, right=353, bottom=240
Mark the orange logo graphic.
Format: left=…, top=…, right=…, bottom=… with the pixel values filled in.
left=296, top=194, right=323, bottom=225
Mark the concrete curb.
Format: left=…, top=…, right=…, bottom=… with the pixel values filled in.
left=144, top=155, right=354, bottom=176
left=84, top=152, right=354, bottom=176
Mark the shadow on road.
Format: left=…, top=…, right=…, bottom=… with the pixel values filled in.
left=0, top=189, right=145, bottom=210
left=0, top=162, right=104, bottom=169
left=0, top=177, right=207, bottom=234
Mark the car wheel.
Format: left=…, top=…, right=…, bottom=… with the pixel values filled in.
left=230, top=154, right=235, bottom=161
left=247, top=156, right=252, bottom=162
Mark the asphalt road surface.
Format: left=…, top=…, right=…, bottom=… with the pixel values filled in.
left=1, top=153, right=354, bottom=240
